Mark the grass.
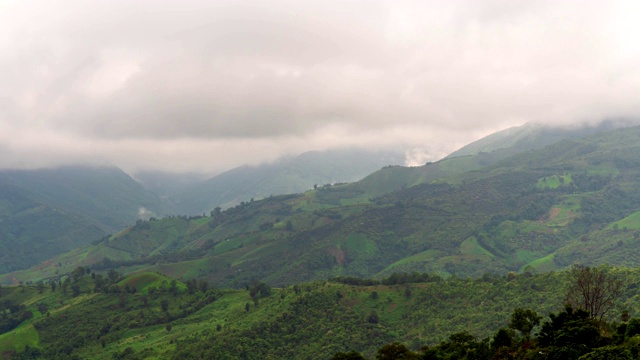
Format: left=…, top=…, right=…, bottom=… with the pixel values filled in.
left=375, top=250, right=442, bottom=277
left=586, top=162, right=620, bottom=176
left=515, top=249, right=541, bottom=264
left=0, top=323, right=39, bottom=353
left=536, top=174, right=573, bottom=189
left=522, top=254, right=557, bottom=273
left=608, top=210, right=640, bottom=230
left=460, top=237, right=495, bottom=258
left=344, top=233, right=377, bottom=255
left=117, top=272, right=176, bottom=294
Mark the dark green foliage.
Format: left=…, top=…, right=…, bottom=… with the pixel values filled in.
left=367, top=310, right=380, bottom=324
left=249, top=281, right=271, bottom=299
left=0, top=299, right=31, bottom=334
left=624, top=318, right=640, bottom=338
left=537, top=306, right=601, bottom=358
left=423, top=331, right=491, bottom=360
left=491, top=328, right=513, bottom=349
left=331, top=351, right=367, bottom=360
left=509, top=308, right=541, bottom=338
left=172, top=288, right=395, bottom=359
left=375, top=342, right=417, bottom=360
left=6, top=267, right=640, bottom=359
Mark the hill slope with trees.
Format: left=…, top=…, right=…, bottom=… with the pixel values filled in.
left=6, top=125, right=640, bottom=288
left=1, top=266, right=639, bottom=359
left=0, top=166, right=167, bottom=274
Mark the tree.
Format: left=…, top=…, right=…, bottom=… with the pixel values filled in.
left=71, top=266, right=85, bottom=282
left=491, top=328, right=513, bottom=349
left=186, top=279, right=197, bottom=295
left=211, top=206, right=222, bottom=217
left=169, top=280, right=178, bottom=295
left=108, top=269, right=121, bottom=283
left=537, top=306, right=600, bottom=351
left=331, top=351, right=366, bottom=360
left=376, top=342, right=417, bottom=360
left=71, top=284, right=81, bottom=297
left=509, top=308, right=541, bottom=338
left=566, top=265, right=623, bottom=323
left=119, top=292, right=127, bottom=308
left=249, top=282, right=271, bottom=299
left=199, top=280, right=209, bottom=293
left=161, top=299, right=169, bottom=312
left=367, top=310, right=380, bottom=324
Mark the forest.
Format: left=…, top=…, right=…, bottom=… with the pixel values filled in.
left=2, top=264, right=640, bottom=359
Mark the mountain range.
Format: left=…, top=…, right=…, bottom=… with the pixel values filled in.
left=0, top=148, right=402, bottom=275
left=3, top=121, right=640, bottom=287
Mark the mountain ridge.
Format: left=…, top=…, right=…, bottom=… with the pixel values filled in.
left=5, top=124, right=640, bottom=286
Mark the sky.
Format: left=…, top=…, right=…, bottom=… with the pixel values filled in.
left=1, top=0, right=640, bottom=174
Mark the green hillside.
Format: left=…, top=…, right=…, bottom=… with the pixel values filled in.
left=1, top=266, right=640, bottom=359
left=6, top=126, right=640, bottom=289
left=0, top=166, right=167, bottom=274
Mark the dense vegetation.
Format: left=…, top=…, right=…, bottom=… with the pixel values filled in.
left=1, top=265, right=640, bottom=359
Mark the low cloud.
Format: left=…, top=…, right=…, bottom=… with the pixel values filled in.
left=1, top=0, right=639, bottom=173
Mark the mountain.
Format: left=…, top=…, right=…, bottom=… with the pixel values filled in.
left=167, top=148, right=405, bottom=215
left=131, top=171, right=208, bottom=199
left=445, top=121, right=621, bottom=159
left=332, top=122, right=622, bottom=201
left=0, top=166, right=167, bottom=274
left=7, top=124, right=640, bottom=287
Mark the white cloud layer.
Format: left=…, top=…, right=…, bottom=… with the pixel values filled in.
left=1, top=0, right=639, bottom=173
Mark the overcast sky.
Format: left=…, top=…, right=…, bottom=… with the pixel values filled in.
left=1, top=0, right=639, bottom=174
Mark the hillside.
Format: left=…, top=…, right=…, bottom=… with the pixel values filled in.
left=0, top=166, right=167, bottom=274
left=7, top=126, right=640, bottom=287
left=445, top=121, right=620, bottom=159
left=1, top=267, right=639, bottom=359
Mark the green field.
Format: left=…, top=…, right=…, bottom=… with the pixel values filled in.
left=536, top=174, right=573, bottom=189
left=608, top=210, right=640, bottom=230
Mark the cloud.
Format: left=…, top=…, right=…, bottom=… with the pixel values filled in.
left=1, top=0, right=639, bottom=173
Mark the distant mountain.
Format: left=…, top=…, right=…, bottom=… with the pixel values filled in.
left=168, top=148, right=404, bottom=215
left=0, top=166, right=167, bottom=273
left=131, top=171, right=208, bottom=198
